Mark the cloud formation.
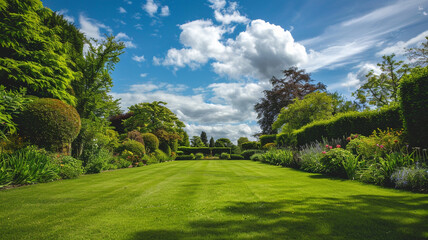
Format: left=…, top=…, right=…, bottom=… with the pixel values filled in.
left=132, top=55, right=146, bottom=62
left=79, top=14, right=112, bottom=40
left=118, top=7, right=127, bottom=13
left=160, top=18, right=307, bottom=80
left=112, top=80, right=267, bottom=141
left=377, top=30, right=428, bottom=56
left=142, top=0, right=170, bottom=18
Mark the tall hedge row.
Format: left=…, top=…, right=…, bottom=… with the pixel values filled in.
left=288, top=104, right=402, bottom=147
left=241, top=141, right=261, bottom=150
left=259, top=134, right=276, bottom=147
left=177, top=147, right=231, bottom=155
left=399, top=67, right=428, bottom=148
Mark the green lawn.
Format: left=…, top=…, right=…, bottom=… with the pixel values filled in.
left=1, top=160, right=427, bottom=240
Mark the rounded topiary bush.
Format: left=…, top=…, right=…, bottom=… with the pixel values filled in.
left=121, top=139, right=146, bottom=156
left=141, top=133, right=159, bottom=153
left=18, top=98, right=81, bottom=151
left=127, top=130, right=144, bottom=145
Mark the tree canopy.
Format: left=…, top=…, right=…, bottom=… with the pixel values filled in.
left=353, top=54, right=409, bottom=108
left=254, top=67, right=326, bottom=135
left=124, top=101, right=185, bottom=134
left=0, top=0, right=85, bottom=105
left=272, top=91, right=335, bottom=133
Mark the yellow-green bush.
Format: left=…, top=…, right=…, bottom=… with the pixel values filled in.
left=18, top=98, right=81, bottom=151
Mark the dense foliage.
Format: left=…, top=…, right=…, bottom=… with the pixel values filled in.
left=399, top=67, right=428, bottom=148
left=18, top=98, right=81, bottom=151
left=254, top=67, right=326, bottom=134
left=273, top=91, right=335, bottom=133
left=0, top=0, right=78, bottom=105
left=289, top=104, right=402, bottom=147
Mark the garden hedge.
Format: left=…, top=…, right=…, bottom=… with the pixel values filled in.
left=399, top=67, right=428, bottom=148
left=175, top=155, right=195, bottom=160
left=177, top=147, right=231, bottom=155
left=289, top=104, right=402, bottom=147
left=241, top=141, right=261, bottom=150
left=259, top=134, right=276, bottom=146
left=18, top=98, right=81, bottom=151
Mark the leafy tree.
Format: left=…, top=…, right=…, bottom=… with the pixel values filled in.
left=353, top=54, right=409, bottom=108
left=406, top=36, right=427, bottom=67
left=254, top=67, right=326, bottom=134
left=200, top=131, right=208, bottom=147
left=328, top=92, right=361, bottom=115
left=237, top=137, right=249, bottom=149
left=178, top=131, right=190, bottom=147
left=0, top=0, right=79, bottom=105
left=0, top=86, right=33, bottom=140
left=272, top=92, right=334, bottom=133
left=73, top=36, right=125, bottom=119
left=209, top=137, right=215, bottom=147
left=191, top=136, right=205, bottom=147
left=215, top=138, right=233, bottom=147
left=124, top=101, right=185, bottom=135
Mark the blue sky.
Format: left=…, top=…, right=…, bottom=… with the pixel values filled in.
left=43, top=0, right=428, bottom=142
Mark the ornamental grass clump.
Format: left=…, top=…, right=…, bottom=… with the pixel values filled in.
left=0, top=146, right=59, bottom=187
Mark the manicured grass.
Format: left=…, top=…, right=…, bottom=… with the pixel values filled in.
left=1, top=160, right=427, bottom=240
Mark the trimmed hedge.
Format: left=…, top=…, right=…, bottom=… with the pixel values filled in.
left=241, top=141, right=261, bottom=150
left=175, top=154, right=195, bottom=160
left=241, top=149, right=265, bottom=159
left=18, top=98, right=81, bottom=151
left=230, top=154, right=245, bottom=160
left=260, top=134, right=276, bottom=146
left=399, top=67, right=428, bottom=148
left=291, top=104, right=402, bottom=147
left=177, top=147, right=231, bottom=155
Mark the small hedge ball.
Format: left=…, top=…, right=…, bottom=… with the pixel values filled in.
left=141, top=133, right=159, bottom=153
left=18, top=98, right=81, bottom=150
left=122, top=139, right=146, bottom=156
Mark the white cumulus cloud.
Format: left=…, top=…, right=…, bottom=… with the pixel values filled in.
left=160, top=18, right=308, bottom=80
left=132, top=55, right=146, bottom=62
left=118, top=7, right=127, bottom=13
left=79, top=14, right=112, bottom=40
left=160, top=6, right=170, bottom=17
left=142, top=0, right=158, bottom=17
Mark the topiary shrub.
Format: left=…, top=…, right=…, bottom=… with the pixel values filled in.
left=141, top=133, right=159, bottom=153
left=399, top=67, right=428, bottom=148
left=220, top=152, right=231, bottom=160
left=195, top=153, right=204, bottom=160
left=18, top=98, right=81, bottom=152
left=241, top=141, right=261, bottom=150
left=121, top=140, right=146, bottom=156
left=127, top=130, right=144, bottom=145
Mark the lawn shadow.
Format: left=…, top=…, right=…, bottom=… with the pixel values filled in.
left=130, top=194, right=428, bottom=240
